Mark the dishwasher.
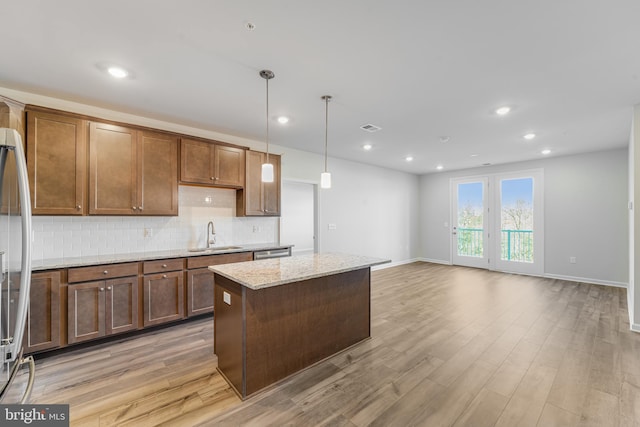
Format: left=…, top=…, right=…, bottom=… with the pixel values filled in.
left=253, top=247, right=292, bottom=260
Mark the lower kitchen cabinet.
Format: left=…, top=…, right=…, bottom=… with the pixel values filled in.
left=68, top=276, right=138, bottom=344
left=143, top=271, right=184, bottom=327
left=186, top=268, right=215, bottom=316
left=24, top=271, right=61, bottom=354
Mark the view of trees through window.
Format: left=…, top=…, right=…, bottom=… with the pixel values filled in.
left=456, top=178, right=534, bottom=263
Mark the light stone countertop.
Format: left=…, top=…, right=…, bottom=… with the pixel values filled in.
left=32, top=243, right=293, bottom=271
left=209, top=252, right=390, bottom=290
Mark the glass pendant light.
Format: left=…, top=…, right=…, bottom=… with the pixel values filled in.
left=260, top=70, right=275, bottom=182
left=321, top=95, right=332, bottom=189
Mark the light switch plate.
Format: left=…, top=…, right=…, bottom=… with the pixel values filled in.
left=223, top=291, right=231, bottom=305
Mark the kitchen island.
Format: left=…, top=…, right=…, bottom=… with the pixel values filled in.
left=209, top=253, right=389, bottom=399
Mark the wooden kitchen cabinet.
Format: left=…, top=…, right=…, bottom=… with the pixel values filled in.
left=24, top=270, right=61, bottom=354
left=186, top=252, right=253, bottom=317
left=26, top=110, right=87, bottom=215
left=89, top=123, right=178, bottom=215
left=180, top=138, right=245, bottom=188
left=67, top=263, right=139, bottom=344
left=237, top=151, right=281, bottom=216
left=143, top=270, right=184, bottom=327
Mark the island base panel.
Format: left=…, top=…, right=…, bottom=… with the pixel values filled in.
left=214, top=268, right=371, bottom=398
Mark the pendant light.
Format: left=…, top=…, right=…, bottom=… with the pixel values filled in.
left=321, top=95, right=332, bottom=189
left=260, top=69, right=275, bottom=182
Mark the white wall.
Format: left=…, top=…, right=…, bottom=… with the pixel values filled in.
left=420, top=148, right=629, bottom=286
left=630, top=105, right=640, bottom=330
left=281, top=181, right=316, bottom=255
left=279, top=146, right=421, bottom=264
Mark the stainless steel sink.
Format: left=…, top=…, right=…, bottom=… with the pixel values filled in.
left=188, top=246, right=243, bottom=253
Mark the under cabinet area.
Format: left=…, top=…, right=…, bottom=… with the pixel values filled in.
left=142, top=259, right=185, bottom=327
left=67, top=263, right=139, bottom=344
left=180, top=138, right=246, bottom=188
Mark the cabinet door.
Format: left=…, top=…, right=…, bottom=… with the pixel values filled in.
left=143, top=271, right=184, bottom=327
left=214, top=145, right=245, bottom=187
left=24, top=271, right=61, bottom=353
left=180, top=138, right=213, bottom=185
left=27, top=111, right=87, bottom=215
left=263, top=154, right=281, bottom=216
left=186, top=268, right=214, bottom=317
left=243, top=150, right=266, bottom=216
left=89, top=122, right=137, bottom=215
left=68, top=281, right=106, bottom=344
left=105, top=276, right=139, bottom=335
left=138, top=131, right=178, bottom=215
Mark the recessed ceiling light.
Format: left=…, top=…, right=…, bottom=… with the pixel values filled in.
left=523, top=133, right=536, bottom=140
left=245, top=22, right=256, bottom=31
left=363, top=144, right=372, bottom=151
left=107, top=66, right=128, bottom=79
left=542, top=149, right=551, bottom=155
left=470, top=154, right=479, bottom=157
left=495, top=106, right=511, bottom=116
left=277, top=116, right=289, bottom=124
left=436, top=165, right=444, bottom=170
left=405, top=156, right=414, bottom=162
left=439, top=136, right=450, bottom=143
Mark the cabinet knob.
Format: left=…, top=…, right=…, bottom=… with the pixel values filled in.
left=99, top=287, right=105, bottom=292
left=103, top=270, right=108, bottom=275
left=107, top=286, right=112, bottom=291
left=210, top=177, right=215, bottom=180
left=139, top=206, right=143, bottom=210
left=162, top=274, right=168, bottom=279
left=132, top=206, right=138, bottom=210
left=162, top=264, right=167, bottom=268
left=76, top=205, right=81, bottom=210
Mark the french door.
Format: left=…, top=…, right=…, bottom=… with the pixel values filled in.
left=451, top=170, right=544, bottom=275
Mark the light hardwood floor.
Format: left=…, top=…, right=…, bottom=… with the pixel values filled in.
left=9, top=262, right=640, bottom=426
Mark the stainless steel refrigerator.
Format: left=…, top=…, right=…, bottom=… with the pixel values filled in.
left=0, top=128, right=34, bottom=403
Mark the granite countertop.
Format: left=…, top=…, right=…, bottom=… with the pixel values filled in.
left=32, top=243, right=293, bottom=271
left=209, top=252, right=390, bottom=290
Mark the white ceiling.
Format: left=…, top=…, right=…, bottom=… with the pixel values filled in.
left=2, top=1, right=640, bottom=174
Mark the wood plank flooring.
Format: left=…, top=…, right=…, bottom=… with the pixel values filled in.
left=8, top=262, right=640, bottom=426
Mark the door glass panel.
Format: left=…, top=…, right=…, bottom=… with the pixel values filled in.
left=500, top=177, right=534, bottom=262
left=457, top=182, right=484, bottom=258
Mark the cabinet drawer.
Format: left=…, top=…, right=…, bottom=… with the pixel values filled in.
left=143, top=258, right=184, bottom=274
left=187, top=252, right=253, bottom=269
left=68, top=262, right=139, bottom=283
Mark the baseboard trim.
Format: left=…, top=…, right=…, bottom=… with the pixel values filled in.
left=543, top=273, right=627, bottom=288
left=417, top=258, right=452, bottom=265
left=371, top=258, right=422, bottom=271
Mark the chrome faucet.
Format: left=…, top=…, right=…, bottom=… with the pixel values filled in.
left=207, top=221, right=216, bottom=248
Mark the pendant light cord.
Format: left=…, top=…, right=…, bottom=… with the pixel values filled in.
left=266, top=77, right=270, bottom=163
left=324, top=96, right=329, bottom=172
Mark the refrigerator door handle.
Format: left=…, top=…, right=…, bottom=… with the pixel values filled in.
left=0, top=129, right=34, bottom=404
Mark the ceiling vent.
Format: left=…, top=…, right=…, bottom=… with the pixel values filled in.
left=360, top=123, right=382, bottom=133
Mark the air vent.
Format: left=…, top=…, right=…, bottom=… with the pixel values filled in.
left=360, top=123, right=382, bottom=133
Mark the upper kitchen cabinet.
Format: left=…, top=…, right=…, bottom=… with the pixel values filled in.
left=89, top=122, right=137, bottom=215
left=26, top=110, right=87, bottom=215
left=137, top=131, right=178, bottom=215
left=89, top=124, right=178, bottom=216
left=237, top=151, right=281, bottom=216
left=180, top=138, right=245, bottom=188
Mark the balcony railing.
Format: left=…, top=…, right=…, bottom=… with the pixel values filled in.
left=457, top=228, right=533, bottom=262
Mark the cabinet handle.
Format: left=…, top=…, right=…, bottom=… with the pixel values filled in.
left=210, top=177, right=215, bottom=180
left=103, top=270, right=108, bottom=275
left=76, top=205, right=81, bottom=210
left=162, top=264, right=167, bottom=268
left=162, top=274, right=168, bottom=279
left=99, top=287, right=105, bottom=292
left=107, top=286, right=112, bottom=291
left=132, top=206, right=138, bottom=210
left=139, top=206, right=143, bottom=211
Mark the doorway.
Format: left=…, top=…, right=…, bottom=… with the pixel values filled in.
left=280, top=181, right=317, bottom=255
left=451, top=169, right=544, bottom=274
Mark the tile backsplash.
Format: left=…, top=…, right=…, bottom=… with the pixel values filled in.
left=32, top=186, right=279, bottom=261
